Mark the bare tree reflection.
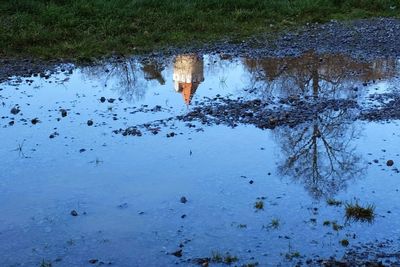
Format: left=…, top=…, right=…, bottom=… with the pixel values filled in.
left=142, top=60, right=166, bottom=85
left=244, top=52, right=398, bottom=100
left=275, top=107, right=364, bottom=199
left=242, top=52, right=398, bottom=198
left=82, top=57, right=166, bottom=102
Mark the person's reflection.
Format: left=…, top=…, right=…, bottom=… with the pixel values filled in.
left=173, top=54, right=204, bottom=105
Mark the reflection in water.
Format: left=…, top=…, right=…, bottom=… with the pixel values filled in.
left=244, top=52, right=398, bottom=100
left=173, top=54, right=204, bottom=105
left=275, top=107, right=365, bottom=199
left=84, top=53, right=396, bottom=199
left=4, top=52, right=400, bottom=266
left=142, top=60, right=166, bottom=85
left=83, top=58, right=166, bottom=102
left=83, top=54, right=205, bottom=105
left=243, top=53, right=398, bottom=198
left=82, top=52, right=397, bottom=106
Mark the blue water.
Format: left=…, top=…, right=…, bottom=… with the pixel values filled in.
left=0, top=53, right=400, bottom=266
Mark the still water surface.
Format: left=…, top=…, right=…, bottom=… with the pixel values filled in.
left=0, top=52, right=400, bottom=266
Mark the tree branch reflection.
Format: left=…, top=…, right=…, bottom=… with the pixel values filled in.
left=275, top=108, right=364, bottom=199
left=244, top=52, right=398, bottom=100
left=243, top=52, right=398, bottom=199
left=82, top=57, right=166, bottom=102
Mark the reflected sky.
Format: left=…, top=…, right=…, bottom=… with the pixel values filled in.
left=78, top=52, right=400, bottom=107
left=0, top=52, right=400, bottom=266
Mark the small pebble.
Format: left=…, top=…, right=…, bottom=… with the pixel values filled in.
left=171, top=249, right=183, bottom=258
left=180, top=196, right=187, bottom=204
left=10, top=106, right=20, bottom=115
left=89, top=259, right=98, bottom=264
left=31, top=118, right=39, bottom=125
left=60, top=109, right=67, bottom=117
left=387, top=160, right=394, bottom=167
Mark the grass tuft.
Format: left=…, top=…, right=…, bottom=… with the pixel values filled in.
left=211, top=251, right=239, bottom=265
left=332, top=221, right=343, bottom=231
left=326, top=198, right=343, bottom=206
left=285, top=251, right=301, bottom=260
left=269, top=218, right=280, bottom=229
left=345, top=202, right=375, bottom=222
left=254, top=200, right=264, bottom=210
left=323, top=220, right=331, bottom=226
left=211, top=251, right=223, bottom=263
left=40, top=260, right=52, bottom=267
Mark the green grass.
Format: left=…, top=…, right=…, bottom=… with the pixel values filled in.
left=254, top=200, right=264, bottom=210
left=323, top=220, right=331, bottom=226
left=326, top=198, right=343, bottom=206
left=332, top=221, right=343, bottom=231
left=211, top=251, right=239, bottom=265
left=285, top=251, right=301, bottom=260
left=345, top=202, right=375, bottom=222
left=40, top=260, right=52, bottom=267
left=269, top=218, right=280, bottom=229
left=211, top=251, right=223, bottom=263
left=1, top=0, right=399, bottom=60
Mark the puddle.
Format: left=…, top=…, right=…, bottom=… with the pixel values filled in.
left=1, top=52, right=400, bottom=266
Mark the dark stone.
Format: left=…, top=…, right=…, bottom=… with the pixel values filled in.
left=49, top=132, right=58, bottom=139
left=31, top=118, right=39, bottom=125
left=70, top=210, right=78, bottom=216
left=10, top=106, right=20, bottom=115
left=171, top=250, right=183, bottom=258
left=180, top=196, right=187, bottom=204
left=89, top=259, right=98, bottom=264
left=60, top=109, right=67, bottom=117
left=167, top=132, right=176, bottom=138
left=118, top=203, right=128, bottom=209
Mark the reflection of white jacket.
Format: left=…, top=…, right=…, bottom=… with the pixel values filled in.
left=173, top=54, right=204, bottom=91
